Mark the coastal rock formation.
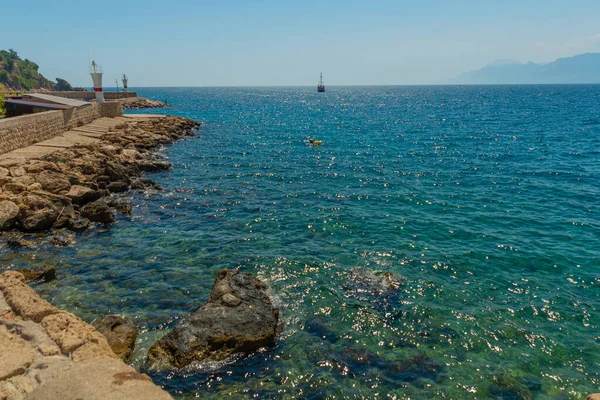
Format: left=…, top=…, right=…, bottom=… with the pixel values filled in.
left=121, top=97, right=167, bottom=110
left=92, top=315, right=138, bottom=362
left=0, top=271, right=172, bottom=400
left=146, top=269, right=279, bottom=370
left=18, top=267, right=56, bottom=283
left=346, top=267, right=403, bottom=295
left=0, top=115, right=200, bottom=238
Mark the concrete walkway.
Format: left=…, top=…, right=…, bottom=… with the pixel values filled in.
left=0, top=114, right=163, bottom=167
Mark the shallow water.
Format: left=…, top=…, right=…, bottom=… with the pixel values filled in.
left=2, top=85, right=600, bottom=399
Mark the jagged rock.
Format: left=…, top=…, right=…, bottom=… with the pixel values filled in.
left=92, top=315, right=138, bottom=362
left=50, top=231, right=75, bottom=246
left=3, top=182, right=27, bottom=194
left=41, top=311, right=116, bottom=357
left=9, top=166, right=26, bottom=178
left=105, top=198, right=132, bottom=216
left=136, top=160, right=171, bottom=172
left=35, top=170, right=71, bottom=194
left=6, top=235, right=34, bottom=248
left=106, top=181, right=129, bottom=193
left=121, top=97, right=168, bottom=110
left=24, top=161, right=61, bottom=174
left=80, top=200, right=115, bottom=224
left=65, top=185, right=100, bottom=204
left=13, top=175, right=36, bottom=186
left=104, top=161, right=130, bottom=181
left=0, top=271, right=59, bottom=322
left=19, top=195, right=59, bottom=232
left=131, top=178, right=161, bottom=191
left=18, top=266, right=56, bottom=283
left=0, top=200, right=20, bottom=229
left=146, top=269, right=279, bottom=369
left=67, top=217, right=91, bottom=232
left=53, top=205, right=77, bottom=229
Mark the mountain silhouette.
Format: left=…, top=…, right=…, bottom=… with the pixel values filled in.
left=455, top=53, right=600, bottom=84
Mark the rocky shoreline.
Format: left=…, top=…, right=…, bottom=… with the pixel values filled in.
left=0, top=115, right=200, bottom=243
left=0, top=271, right=172, bottom=399
left=120, top=97, right=168, bottom=110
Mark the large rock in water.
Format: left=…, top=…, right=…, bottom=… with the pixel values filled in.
left=146, top=269, right=279, bottom=370
left=93, top=315, right=138, bottom=362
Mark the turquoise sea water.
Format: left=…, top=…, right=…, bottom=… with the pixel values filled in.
left=2, top=86, right=600, bottom=399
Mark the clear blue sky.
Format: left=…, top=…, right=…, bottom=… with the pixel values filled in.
left=2, top=0, right=600, bottom=86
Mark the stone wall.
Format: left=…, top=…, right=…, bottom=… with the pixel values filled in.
left=0, top=111, right=65, bottom=155
left=48, top=91, right=137, bottom=101
left=0, top=103, right=123, bottom=155
left=98, top=102, right=122, bottom=118
left=64, top=104, right=100, bottom=131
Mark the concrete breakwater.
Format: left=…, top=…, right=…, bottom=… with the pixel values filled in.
left=0, top=271, right=172, bottom=400
left=34, top=91, right=137, bottom=102
left=0, top=102, right=122, bottom=156
left=0, top=114, right=200, bottom=238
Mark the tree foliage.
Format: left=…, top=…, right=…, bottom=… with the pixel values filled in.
left=0, top=48, right=70, bottom=91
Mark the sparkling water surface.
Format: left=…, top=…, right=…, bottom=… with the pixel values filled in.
left=2, top=86, right=599, bottom=399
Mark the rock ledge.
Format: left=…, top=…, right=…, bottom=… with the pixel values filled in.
left=0, top=271, right=172, bottom=400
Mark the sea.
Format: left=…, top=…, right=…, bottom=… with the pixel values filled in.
left=2, top=85, right=599, bottom=399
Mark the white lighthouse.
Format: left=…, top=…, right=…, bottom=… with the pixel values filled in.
left=90, top=61, right=105, bottom=103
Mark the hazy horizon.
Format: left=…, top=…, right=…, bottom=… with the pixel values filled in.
left=2, top=0, right=600, bottom=87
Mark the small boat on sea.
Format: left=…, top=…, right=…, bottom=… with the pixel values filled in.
left=317, top=73, right=325, bottom=93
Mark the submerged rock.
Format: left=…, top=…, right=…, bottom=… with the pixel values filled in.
left=304, top=316, right=338, bottom=342
left=49, top=230, right=75, bottom=247
left=6, top=234, right=34, bottom=248
left=93, top=315, right=138, bottom=362
left=18, top=266, right=56, bottom=283
left=67, top=216, right=91, bottom=232
left=346, top=268, right=403, bottom=295
left=337, top=346, right=388, bottom=370
left=146, top=269, right=279, bottom=370
left=390, top=355, right=443, bottom=382
left=487, top=372, right=534, bottom=400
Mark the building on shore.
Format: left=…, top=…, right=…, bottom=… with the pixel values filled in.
left=3, top=93, right=91, bottom=117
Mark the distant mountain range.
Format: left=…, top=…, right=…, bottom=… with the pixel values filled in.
left=455, top=53, right=600, bottom=84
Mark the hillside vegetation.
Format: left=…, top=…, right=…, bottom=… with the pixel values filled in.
left=0, top=49, right=72, bottom=91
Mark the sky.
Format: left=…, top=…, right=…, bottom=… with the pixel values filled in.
left=2, top=0, right=600, bottom=87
